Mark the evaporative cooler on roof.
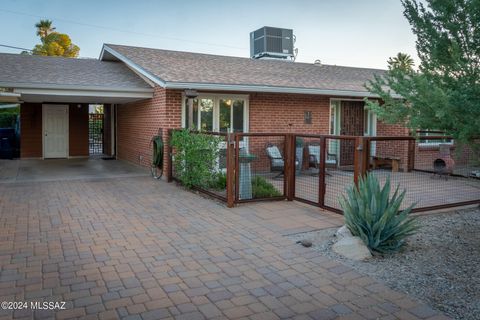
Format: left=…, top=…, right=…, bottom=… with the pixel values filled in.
left=250, top=27, right=294, bottom=60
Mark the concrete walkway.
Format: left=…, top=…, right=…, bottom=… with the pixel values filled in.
left=0, top=158, right=149, bottom=183
left=0, top=176, right=448, bottom=319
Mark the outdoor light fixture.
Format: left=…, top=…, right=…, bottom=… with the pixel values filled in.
left=185, top=89, right=198, bottom=129
left=184, top=89, right=198, bottom=99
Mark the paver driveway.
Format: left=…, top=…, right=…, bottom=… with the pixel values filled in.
left=0, top=176, right=447, bottom=320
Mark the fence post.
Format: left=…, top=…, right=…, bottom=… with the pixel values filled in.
left=167, top=129, right=173, bottom=182
left=354, top=136, right=368, bottom=186
left=285, top=134, right=295, bottom=201
left=234, top=134, right=240, bottom=202
left=226, top=133, right=235, bottom=208
left=407, top=138, right=415, bottom=172
left=318, top=137, right=327, bottom=207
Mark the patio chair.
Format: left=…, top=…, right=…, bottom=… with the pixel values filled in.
left=265, top=143, right=298, bottom=178
left=307, top=143, right=337, bottom=173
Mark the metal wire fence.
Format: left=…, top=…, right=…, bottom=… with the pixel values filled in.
left=168, top=130, right=480, bottom=212
left=234, top=133, right=287, bottom=202
left=368, top=136, right=480, bottom=211
left=170, top=131, right=230, bottom=202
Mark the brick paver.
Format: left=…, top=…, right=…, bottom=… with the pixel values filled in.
left=0, top=176, right=447, bottom=319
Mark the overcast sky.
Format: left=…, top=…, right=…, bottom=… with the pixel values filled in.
left=0, top=0, right=418, bottom=69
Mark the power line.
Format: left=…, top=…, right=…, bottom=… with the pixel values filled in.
left=0, top=44, right=32, bottom=51
left=0, top=8, right=248, bottom=52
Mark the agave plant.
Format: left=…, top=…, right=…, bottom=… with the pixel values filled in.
left=340, top=173, right=418, bottom=254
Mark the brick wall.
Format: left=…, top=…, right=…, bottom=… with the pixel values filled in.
left=116, top=89, right=415, bottom=177
left=116, top=86, right=182, bottom=176
left=249, top=93, right=331, bottom=134
left=20, top=103, right=42, bottom=158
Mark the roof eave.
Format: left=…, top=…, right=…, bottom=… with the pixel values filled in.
left=0, top=82, right=153, bottom=94
left=165, top=81, right=383, bottom=98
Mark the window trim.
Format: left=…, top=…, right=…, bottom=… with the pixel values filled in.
left=418, top=130, right=454, bottom=146
left=181, top=93, right=249, bottom=133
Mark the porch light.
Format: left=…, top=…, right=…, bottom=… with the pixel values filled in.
left=185, top=89, right=198, bottom=129
left=184, top=89, right=198, bottom=99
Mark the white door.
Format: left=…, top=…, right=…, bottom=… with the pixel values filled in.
left=43, top=104, right=69, bottom=158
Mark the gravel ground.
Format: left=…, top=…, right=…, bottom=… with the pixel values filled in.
left=287, top=207, right=480, bottom=320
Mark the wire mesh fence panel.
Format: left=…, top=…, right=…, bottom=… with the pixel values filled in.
left=88, top=113, right=103, bottom=155
left=368, top=137, right=480, bottom=211
left=170, top=131, right=229, bottom=201
left=293, top=135, right=322, bottom=205
left=236, top=134, right=286, bottom=202
left=323, top=137, right=356, bottom=211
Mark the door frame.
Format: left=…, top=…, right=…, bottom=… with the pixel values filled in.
left=329, top=98, right=377, bottom=162
left=42, top=104, right=69, bottom=159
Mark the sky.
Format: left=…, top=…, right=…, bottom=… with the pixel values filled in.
left=0, top=0, right=418, bottom=69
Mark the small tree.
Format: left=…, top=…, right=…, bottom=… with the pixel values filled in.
left=30, top=20, right=80, bottom=58
left=365, top=0, right=480, bottom=146
left=35, top=19, right=56, bottom=39
left=387, top=53, right=415, bottom=71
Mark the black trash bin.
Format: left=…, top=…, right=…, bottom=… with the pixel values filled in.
left=0, top=128, right=15, bottom=159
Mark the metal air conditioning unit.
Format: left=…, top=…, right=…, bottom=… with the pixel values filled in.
left=250, top=27, right=294, bottom=60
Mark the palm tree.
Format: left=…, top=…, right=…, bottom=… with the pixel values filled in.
left=35, top=19, right=56, bottom=39
left=388, top=53, right=415, bottom=71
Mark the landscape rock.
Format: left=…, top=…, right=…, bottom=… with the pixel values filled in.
left=335, top=225, right=353, bottom=240
left=332, top=236, right=372, bottom=261
left=296, top=239, right=313, bottom=247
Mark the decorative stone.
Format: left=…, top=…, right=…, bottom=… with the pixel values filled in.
left=335, top=225, right=353, bottom=240
left=296, top=239, right=313, bottom=248
left=332, top=236, right=372, bottom=261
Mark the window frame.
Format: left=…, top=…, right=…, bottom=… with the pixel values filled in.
left=181, top=93, right=249, bottom=133
left=418, top=130, right=453, bottom=146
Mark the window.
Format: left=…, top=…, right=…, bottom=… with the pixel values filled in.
left=219, top=99, right=245, bottom=132
left=183, top=95, right=248, bottom=133
left=419, top=130, right=453, bottom=146
left=200, top=99, right=213, bottom=131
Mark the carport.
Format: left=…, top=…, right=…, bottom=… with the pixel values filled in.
left=0, top=53, right=153, bottom=160
left=0, top=158, right=149, bottom=183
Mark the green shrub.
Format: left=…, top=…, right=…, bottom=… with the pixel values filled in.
left=340, top=173, right=418, bottom=254
left=0, top=113, right=17, bottom=128
left=209, top=172, right=227, bottom=190
left=170, top=129, right=222, bottom=189
left=252, top=176, right=282, bottom=198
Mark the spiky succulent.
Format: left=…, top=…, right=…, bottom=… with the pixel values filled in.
left=340, top=173, right=419, bottom=254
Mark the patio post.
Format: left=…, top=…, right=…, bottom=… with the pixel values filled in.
left=226, top=133, right=235, bottom=208
left=354, top=136, right=369, bottom=186
left=318, top=136, right=327, bottom=207
left=234, top=134, right=240, bottom=202
left=285, top=134, right=295, bottom=201
left=407, top=138, right=415, bottom=172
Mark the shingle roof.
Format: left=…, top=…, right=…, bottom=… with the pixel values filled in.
left=103, top=44, right=385, bottom=94
left=0, top=53, right=152, bottom=91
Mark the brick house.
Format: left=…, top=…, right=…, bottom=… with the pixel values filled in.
left=0, top=44, right=415, bottom=178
